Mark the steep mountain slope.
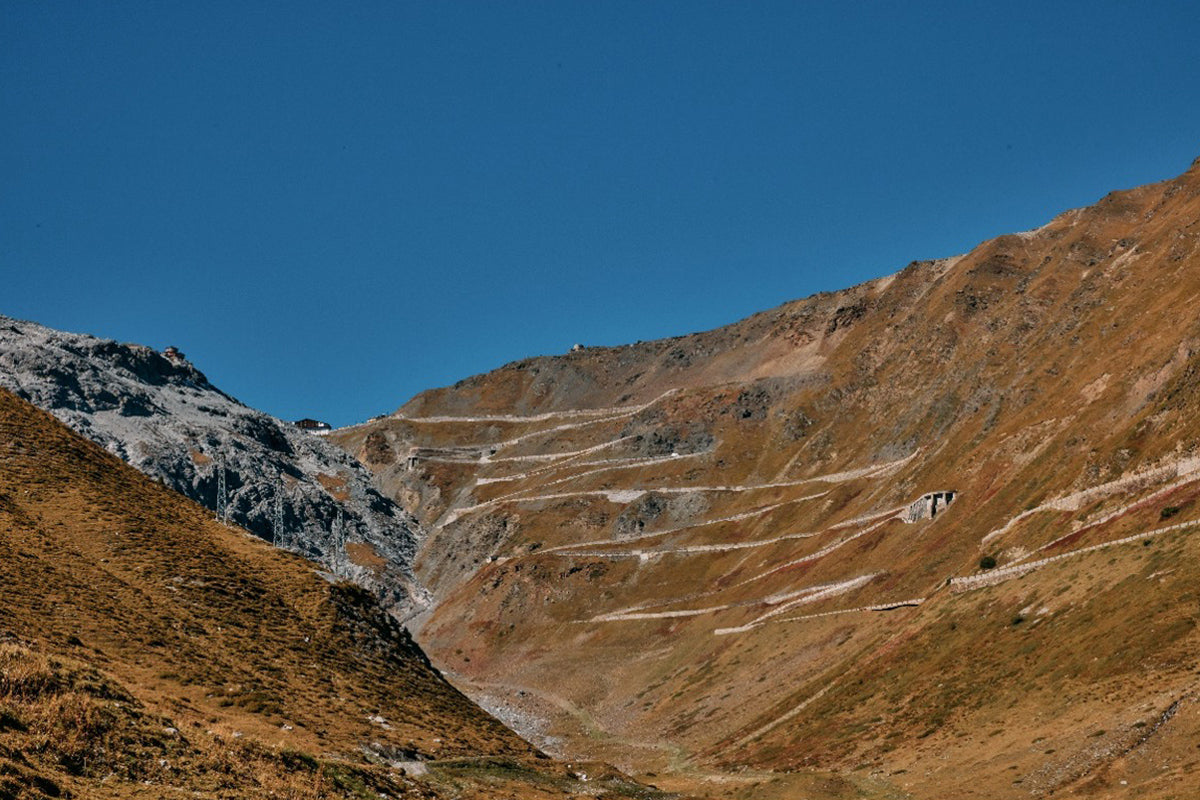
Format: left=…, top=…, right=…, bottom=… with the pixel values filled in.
left=0, top=387, right=667, bottom=799
left=0, top=319, right=426, bottom=615
left=332, top=159, right=1200, bottom=797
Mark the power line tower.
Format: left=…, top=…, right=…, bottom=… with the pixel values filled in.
left=215, top=456, right=228, bottom=524
left=272, top=473, right=285, bottom=547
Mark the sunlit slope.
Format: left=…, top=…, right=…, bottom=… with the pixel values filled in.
left=0, top=388, right=664, bottom=800
left=333, top=159, right=1200, bottom=797
left=0, top=317, right=426, bottom=616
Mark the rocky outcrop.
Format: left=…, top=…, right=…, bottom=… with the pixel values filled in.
left=0, top=316, right=427, bottom=616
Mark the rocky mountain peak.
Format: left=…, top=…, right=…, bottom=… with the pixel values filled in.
left=0, top=315, right=428, bottom=616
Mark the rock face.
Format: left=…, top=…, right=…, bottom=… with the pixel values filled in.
left=0, top=386, right=666, bottom=800
left=0, top=316, right=427, bottom=615
left=331, top=159, right=1200, bottom=797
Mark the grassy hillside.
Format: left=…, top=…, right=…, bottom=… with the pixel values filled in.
left=331, top=158, right=1200, bottom=798
left=0, top=388, right=663, bottom=799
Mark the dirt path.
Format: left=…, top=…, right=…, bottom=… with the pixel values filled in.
left=539, top=492, right=831, bottom=555
left=479, top=450, right=705, bottom=489
left=953, top=518, right=1200, bottom=592
left=396, top=389, right=680, bottom=425
left=980, top=453, right=1200, bottom=547
left=712, top=573, right=883, bottom=634
left=732, top=514, right=901, bottom=588
left=443, top=452, right=916, bottom=528
left=589, top=572, right=883, bottom=629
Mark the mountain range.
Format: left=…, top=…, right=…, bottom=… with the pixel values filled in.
left=329, top=157, right=1200, bottom=798
left=5, top=158, right=1200, bottom=799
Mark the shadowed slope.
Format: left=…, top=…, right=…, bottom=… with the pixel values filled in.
left=0, top=388, right=663, bottom=799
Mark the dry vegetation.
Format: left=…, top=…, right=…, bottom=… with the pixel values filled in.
left=0, top=389, right=668, bottom=799
left=331, top=160, right=1200, bottom=798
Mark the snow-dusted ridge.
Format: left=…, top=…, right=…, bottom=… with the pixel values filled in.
left=0, top=315, right=428, bottom=617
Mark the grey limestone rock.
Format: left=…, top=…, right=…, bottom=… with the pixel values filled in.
left=0, top=315, right=428, bottom=618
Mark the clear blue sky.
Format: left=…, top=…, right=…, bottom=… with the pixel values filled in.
left=4, top=2, right=1199, bottom=426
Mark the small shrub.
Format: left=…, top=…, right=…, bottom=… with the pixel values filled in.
left=979, top=555, right=998, bottom=570
left=1161, top=506, right=1181, bottom=520
left=279, top=749, right=319, bottom=772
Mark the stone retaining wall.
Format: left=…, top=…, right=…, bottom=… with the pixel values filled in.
left=951, top=519, right=1198, bottom=592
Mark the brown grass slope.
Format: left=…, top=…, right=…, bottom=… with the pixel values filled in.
left=0, top=389, right=668, bottom=799
left=332, top=159, right=1200, bottom=798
